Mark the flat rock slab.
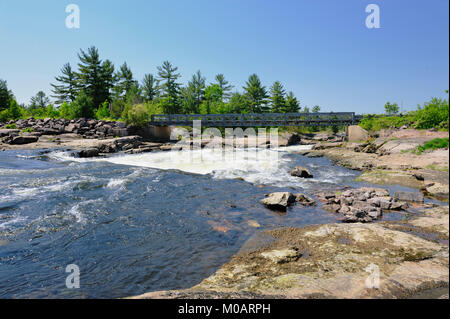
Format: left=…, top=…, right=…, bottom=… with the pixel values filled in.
left=131, top=221, right=448, bottom=299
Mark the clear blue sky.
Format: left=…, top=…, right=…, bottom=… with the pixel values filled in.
left=0, top=0, right=448, bottom=113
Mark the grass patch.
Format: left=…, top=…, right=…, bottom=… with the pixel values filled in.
left=4, top=123, right=17, bottom=129
left=425, top=164, right=449, bottom=172
left=415, top=138, right=449, bottom=154
left=21, top=127, right=34, bottom=133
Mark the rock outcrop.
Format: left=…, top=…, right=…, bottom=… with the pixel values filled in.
left=132, top=216, right=449, bottom=299
left=317, top=187, right=409, bottom=223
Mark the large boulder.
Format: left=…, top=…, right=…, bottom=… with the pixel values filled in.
left=9, top=135, right=39, bottom=145
left=260, top=192, right=295, bottom=211
left=280, top=132, right=301, bottom=146
left=290, top=166, right=313, bottom=178
left=78, top=148, right=100, bottom=158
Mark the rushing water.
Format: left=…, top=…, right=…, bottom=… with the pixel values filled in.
left=0, top=146, right=423, bottom=298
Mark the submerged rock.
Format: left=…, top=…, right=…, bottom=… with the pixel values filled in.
left=290, top=166, right=313, bottom=178
left=394, top=191, right=424, bottom=203
left=260, top=192, right=295, bottom=211
left=295, top=193, right=316, bottom=206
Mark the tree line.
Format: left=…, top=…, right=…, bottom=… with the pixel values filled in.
left=1, top=46, right=315, bottom=126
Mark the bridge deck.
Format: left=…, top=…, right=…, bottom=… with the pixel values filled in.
left=150, top=112, right=360, bottom=127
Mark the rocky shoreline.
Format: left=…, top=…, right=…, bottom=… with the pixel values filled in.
left=1, top=120, right=449, bottom=299
left=130, top=127, right=449, bottom=299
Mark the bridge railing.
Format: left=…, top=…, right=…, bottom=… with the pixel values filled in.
left=150, top=112, right=357, bottom=127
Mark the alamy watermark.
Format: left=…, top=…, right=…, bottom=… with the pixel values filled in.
left=167, top=120, right=281, bottom=166
left=365, top=4, right=380, bottom=29
left=365, top=263, right=380, bottom=289
left=66, top=264, right=80, bottom=289
left=65, top=4, right=80, bottom=29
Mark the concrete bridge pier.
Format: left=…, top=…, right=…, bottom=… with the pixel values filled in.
left=346, top=125, right=369, bottom=142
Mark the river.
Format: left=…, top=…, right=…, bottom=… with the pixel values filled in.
left=0, top=146, right=422, bottom=298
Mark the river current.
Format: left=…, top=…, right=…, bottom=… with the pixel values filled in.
left=0, top=146, right=420, bottom=298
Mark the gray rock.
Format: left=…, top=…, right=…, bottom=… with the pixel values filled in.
left=394, top=191, right=424, bottom=203
left=260, top=192, right=296, bottom=211
left=9, top=135, right=39, bottom=145
left=290, top=166, right=313, bottom=178
left=295, top=193, right=316, bottom=206
left=78, top=148, right=100, bottom=158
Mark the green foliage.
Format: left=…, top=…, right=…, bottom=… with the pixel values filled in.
left=7, top=99, right=22, bottom=120
left=269, top=81, right=286, bottom=113
left=0, top=79, right=14, bottom=112
left=312, top=105, right=321, bottom=113
left=414, top=97, right=449, bottom=129
left=45, top=104, right=60, bottom=118
left=283, top=92, right=300, bottom=113
left=95, top=101, right=110, bottom=119
left=415, top=138, right=449, bottom=154
left=243, top=74, right=269, bottom=113
left=76, top=46, right=115, bottom=109
left=384, top=102, right=399, bottom=115
left=227, top=92, right=249, bottom=113
left=122, top=101, right=163, bottom=127
left=51, top=63, right=78, bottom=104
left=157, top=61, right=182, bottom=114
left=360, top=94, right=449, bottom=131
left=71, top=91, right=95, bottom=118
left=359, top=113, right=415, bottom=131
left=22, top=127, right=34, bottom=133
left=214, top=74, right=233, bottom=101
left=59, top=102, right=72, bottom=119
left=4, top=123, right=17, bottom=129
left=142, top=74, right=159, bottom=102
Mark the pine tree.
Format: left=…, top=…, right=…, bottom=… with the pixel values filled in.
left=188, top=70, right=206, bottom=113
left=181, top=85, right=197, bottom=114
left=0, top=79, right=13, bottom=112
left=76, top=46, right=115, bottom=109
left=243, top=74, right=268, bottom=113
left=114, top=62, right=137, bottom=99
left=51, top=63, right=78, bottom=104
left=214, top=74, right=233, bottom=101
left=228, top=92, right=249, bottom=113
left=312, top=105, right=321, bottom=113
left=142, top=74, right=159, bottom=101
left=29, top=91, right=50, bottom=112
left=157, top=61, right=182, bottom=114
left=269, top=81, right=286, bottom=113
left=284, top=92, right=300, bottom=113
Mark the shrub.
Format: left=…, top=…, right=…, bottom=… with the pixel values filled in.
left=122, top=101, right=163, bottom=127
left=45, top=104, right=60, bottom=118
left=414, top=97, right=449, bottom=129
left=5, top=123, right=17, bottom=129
left=22, top=127, right=34, bottom=133
left=415, top=137, right=449, bottom=154
left=95, top=101, right=110, bottom=119
left=71, top=91, right=95, bottom=119
left=59, top=101, right=72, bottom=119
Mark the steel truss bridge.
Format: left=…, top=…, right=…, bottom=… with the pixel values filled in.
left=150, top=112, right=362, bottom=127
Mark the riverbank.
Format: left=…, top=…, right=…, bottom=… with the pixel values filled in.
left=132, top=205, right=449, bottom=299
left=1, top=123, right=448, bottom=299
left=130, top=127, right=449, bottom=299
